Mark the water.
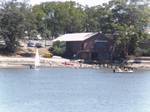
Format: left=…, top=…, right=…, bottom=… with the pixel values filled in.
left=0, top=68, right=150, bottom=112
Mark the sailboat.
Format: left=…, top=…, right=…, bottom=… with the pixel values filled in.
left=34, top=48, right=40, bottom=69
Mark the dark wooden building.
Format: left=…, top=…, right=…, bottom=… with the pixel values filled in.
left=53, top=32, right=113, bottom=61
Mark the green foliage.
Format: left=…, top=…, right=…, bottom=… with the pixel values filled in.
left=19, top=2, right=37, bottom=37
left=135, top=47, right=150, bottom=56
left=29, top=30, right=38, bottom=39
left=83, top=0, right=149, bottom=58
left=32, top=1, right=86, bottom=37
left=41, top=29, right=51, bottom=40
left=51, top=41, right=66, bottom=56
left=0, top=0, right=26, bottom=53
left=0, top=0, right=149, bottom=58
left=0, top=0, right=38, bottom=53
left=101, top=0, right=150, bottom=58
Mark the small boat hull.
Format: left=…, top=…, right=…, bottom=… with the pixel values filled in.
left=113, top=68, right=134, bottom=73
left=114, top=70, right=133, bottom=73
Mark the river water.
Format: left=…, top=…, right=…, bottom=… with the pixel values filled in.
left=0, top=68, right=150, bottom=112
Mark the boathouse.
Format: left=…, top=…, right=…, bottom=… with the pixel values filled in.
left=53, top=32, right=113, bottom=61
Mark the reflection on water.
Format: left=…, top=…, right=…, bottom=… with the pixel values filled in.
left=0, top=68, right=150, bottom=112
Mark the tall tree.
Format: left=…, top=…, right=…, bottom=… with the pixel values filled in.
left=0, top=0, right=26, bottom=53
left=106, top=0, right=149, bottom=58
left=0, top=0, right=37, bottom=53
left=32, top=1, right=86, bottom=38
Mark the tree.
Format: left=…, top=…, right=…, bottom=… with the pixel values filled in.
left=0, top=0, right=26, bottom=53
left=32, top=1, right=86, bottom=38
left=20, top=1, right=37, bottom=38
left=84, top=6, right=100, bottom=32
left=0, top=0, right=37, bottom=53
left=0, top=0, right=148, bottom=58
left=86, top=0, right=149, bottom=59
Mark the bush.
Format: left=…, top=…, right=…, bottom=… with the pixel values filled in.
left=50, top=41, right=66, bottom=56
left=135, top=47, right=150, bottom=56
left=19, top=52, right=35, bottom=57
left=143, top=48, right=150, bottom=56
left=42, top=52, right=53, bottom=58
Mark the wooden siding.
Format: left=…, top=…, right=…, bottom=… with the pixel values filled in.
left=65, top=41, right=83, bottom=58
left=65, top=33, right=113, bottom=60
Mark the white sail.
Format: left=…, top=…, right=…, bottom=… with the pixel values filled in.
left=35, top=49, right=40, bottom=68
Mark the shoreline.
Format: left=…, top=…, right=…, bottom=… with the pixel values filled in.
left=127, top=63, right=150, bottom=70
left=0, top=57, right=99, bottom=69
left=0, top=57, right=149, bottom=70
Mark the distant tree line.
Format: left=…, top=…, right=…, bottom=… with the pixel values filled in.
left=0, top=0, right=149, bottom=58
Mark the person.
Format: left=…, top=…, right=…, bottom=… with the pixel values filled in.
left=73, top=54, right=76, bottom=59
left=29, top=65, right=33, bottom=69
left=113, top=69, right=115, bottom=73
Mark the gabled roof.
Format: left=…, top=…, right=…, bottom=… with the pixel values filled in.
left=53, top=32, right=97, bottom=42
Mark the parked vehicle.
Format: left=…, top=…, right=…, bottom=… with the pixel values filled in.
left=35, top=43, right=42, bottom=48
left=27, top=42, right=35, bottom=47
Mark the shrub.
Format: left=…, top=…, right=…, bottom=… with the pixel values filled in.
left=42, top=52, right=53, bottom=58
left=50, top=41, right=66, bottom=56
left=143, top=48, right=150, bottom=56
left=135, top=47, right=143, bottom=56
left=19, top=52, right=35, bottom=57
left=135, top=47, right=150, bottom=56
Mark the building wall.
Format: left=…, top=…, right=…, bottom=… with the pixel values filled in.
left=65, top=33, right=112, bottom=61
left=82, top=33, right=112, bottom=60
left=65, top=41, right=83, bottom=58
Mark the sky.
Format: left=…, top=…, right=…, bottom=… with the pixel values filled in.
left=29, top=0, right=110, bottom=6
